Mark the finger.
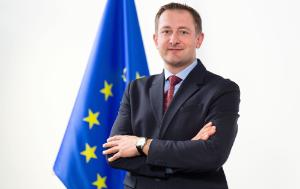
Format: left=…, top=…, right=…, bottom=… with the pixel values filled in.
left=192, top=128, right=209, bottom=140
left=204, top=122, right=213, bottom=127
left=198, top=122, right=214, bottom=133
left=107, top=135, right=123, bottom=142
left=192, top=132, right=206, bottom=140
left=192, top=123, right=215, bottom=140
left=207, top=126, right=216, bottom=135
left=193, top=126, right=216, bottom=140
left=192, top=135, right=202, bottom=140
left=103, top=141, right=118, bottom=148
left=103, top=146, right=119, bottom=155
left=202, top=126, right=216, bottom=135
left=202, top=134, right=209, bottom=140
left=201, top=122, right=213, bottom=130
left=200, top=125, right=213, bottom=132
left=201, top=126, right=216, bottom=140
left=192, top=133, right=209, bottom=140
left=205, top=125, right=216, bottom=133
left=108, top=152, right=121, bottom=162
left=198, top=124, right=214, bottom=135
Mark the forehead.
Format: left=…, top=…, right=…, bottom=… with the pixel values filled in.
left=158, top=9, right=195, bottom=30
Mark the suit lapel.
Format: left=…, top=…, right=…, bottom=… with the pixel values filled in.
left=159, top=61, right=207, bottom=138
left=149, top=73, right=165, bottom=127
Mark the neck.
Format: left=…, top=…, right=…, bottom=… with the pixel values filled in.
left=164, top=59, right=195, bottom=74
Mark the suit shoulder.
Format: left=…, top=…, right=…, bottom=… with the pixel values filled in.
left=205, top=71, right=240, bottom=92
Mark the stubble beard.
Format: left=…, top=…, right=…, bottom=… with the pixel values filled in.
left=163, top=54, right=195, bottom=71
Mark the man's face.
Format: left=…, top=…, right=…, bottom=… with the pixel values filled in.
left=154, top=9, right=204, bottom=70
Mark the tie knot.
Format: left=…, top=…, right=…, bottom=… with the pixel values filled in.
left=168, top=75, right=182, bottom=87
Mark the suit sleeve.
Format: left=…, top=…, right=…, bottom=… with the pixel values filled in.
left=146, top=81, right=240, bottom=173
left=107, top=82, right=168, bottom=178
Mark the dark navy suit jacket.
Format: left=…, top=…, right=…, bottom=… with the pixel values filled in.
left=108, top=60, right=240, bottom=189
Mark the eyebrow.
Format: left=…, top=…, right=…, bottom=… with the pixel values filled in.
left=159, top=26, right=192, bottom=31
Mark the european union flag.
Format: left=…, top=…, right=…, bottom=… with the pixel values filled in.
left=53, top=0, right=149, bottom=188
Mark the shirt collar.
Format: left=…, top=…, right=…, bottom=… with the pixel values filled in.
left=164, top=59, right=198, bottom=81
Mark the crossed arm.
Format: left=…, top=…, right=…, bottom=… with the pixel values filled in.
left=103, top=122, right=216, bottom=162
left=103, top=80, right=239, bottom=177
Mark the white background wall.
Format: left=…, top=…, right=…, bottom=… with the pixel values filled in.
left=1, top=0, right=300, bottom=188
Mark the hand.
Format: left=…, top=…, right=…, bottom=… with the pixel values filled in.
left=102, top=135, right=140, bottom=162
left=191, top=122, right=216, bottom=141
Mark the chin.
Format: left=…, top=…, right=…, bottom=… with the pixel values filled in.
left=163, top=55, right=179, bottom=64
left=165, top=59, right=186, bottom=68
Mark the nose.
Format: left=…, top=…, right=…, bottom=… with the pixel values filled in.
left=169, top=33, right=180, bottom=46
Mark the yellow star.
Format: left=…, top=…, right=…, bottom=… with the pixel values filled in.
left=136, top=72, right=144, bottom=79
left=100, top=80, right=113, bottom=101
left=83, top=109, right=100, bottom=129
left=92, top=174, right=107, bottom=189
left=80, top=143, right=97, bottom=163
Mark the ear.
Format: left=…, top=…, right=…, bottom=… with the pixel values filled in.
left=153, top=33, right=159, bottom=49
left=195, top=32, right=204, bottom=48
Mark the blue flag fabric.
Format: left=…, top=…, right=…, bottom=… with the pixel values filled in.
left=53, top=0, right=149, bottom=188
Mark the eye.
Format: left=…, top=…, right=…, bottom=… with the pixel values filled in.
left=161, top=30, right=170, bottom=34
left=160, top=29, right=172, bottom=36
left=179, top=30, right=189, bottom=35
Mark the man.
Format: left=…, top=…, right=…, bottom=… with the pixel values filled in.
left=103, top=3, right=240, bottom=189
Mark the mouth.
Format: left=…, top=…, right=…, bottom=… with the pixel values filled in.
left=168, top=48, right=183, bottom=51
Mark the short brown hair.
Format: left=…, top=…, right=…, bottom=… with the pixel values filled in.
left=155, top=3, right=202, bottom=33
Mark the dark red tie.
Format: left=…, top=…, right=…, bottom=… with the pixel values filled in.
left=164, top=75, right=182, bottom=112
